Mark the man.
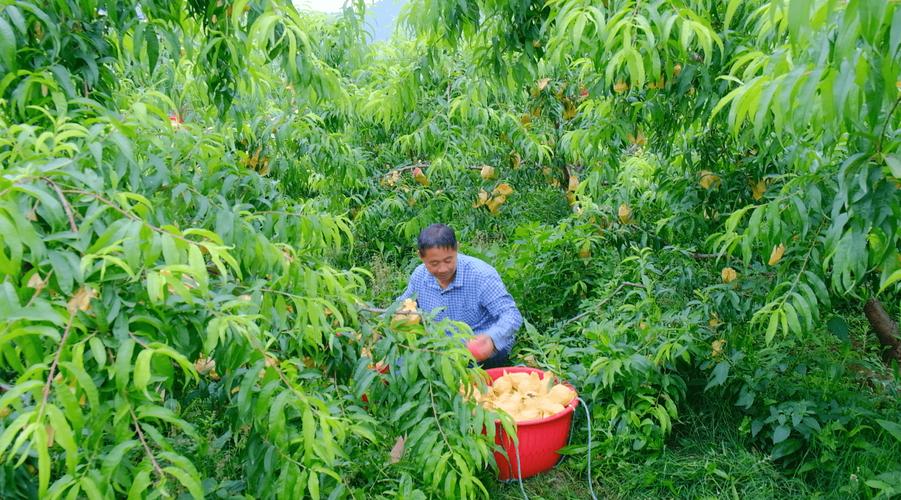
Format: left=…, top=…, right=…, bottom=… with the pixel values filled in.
left=397, top=224, right=522, bottom=369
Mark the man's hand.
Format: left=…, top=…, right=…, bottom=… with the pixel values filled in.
left=466, top=335, right=495, bottom=362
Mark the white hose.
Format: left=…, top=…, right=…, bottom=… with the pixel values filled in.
left=578, top=397, right=598, bottom=500
left=514, top=437, right=528, bottom=500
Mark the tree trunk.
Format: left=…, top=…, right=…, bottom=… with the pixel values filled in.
left=864, top=298, right=901, bottom=363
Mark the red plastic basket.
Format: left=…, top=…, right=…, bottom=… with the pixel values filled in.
left=484, top=367, right=578, bottom=480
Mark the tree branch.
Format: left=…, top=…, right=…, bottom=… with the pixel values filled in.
left=387, top=161, right=484, bottom=176
left=39, top=314, right=75, bottom=416
left=59, top=186, right=203, bottom=248
left=876, top=95, right=900, bottom=154
left=562, top=282, right=646, bottom=325
left=130, top=404, right=165, bottom=479
left=42, top=177, right=79, bottom=232
left=864, top=298, right=901, bottom=363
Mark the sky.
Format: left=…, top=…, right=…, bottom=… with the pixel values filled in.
left=293, top=0, right=353, bottom=12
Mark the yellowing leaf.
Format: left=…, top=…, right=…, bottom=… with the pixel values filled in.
left=618, top=203, right=632, bottom=224
left=563, top=100, right=577, bottom=120
left=613, top=81, right=629, bottom=94
left=473, top=189, right=490, bottom=208
left=712, top=339, right=726, bottom=357
left=567, top=174, right=579, bottom=193
left=27, top=273, right=45, bottom=290
left=486, top=195, right=507, bottom=214
left=627, top=131, right=647, bottom=146
left=721, top=267, right=738, bottom=283
left=578, top=241, right=591, bottom=259
left=492, top=183, right=514, bottom=197
left=699, top=170, right=721, bottom=189
left=389, top=435, right=406, bottom=464
left=751, top=179, right=767, bottom=200
left=768, top=243, right=786, bottom=266
left=480, top=165, right=496, bottom=180
left=510, top=151, right=522, bottom=169
left=536, top=77, right=550, bottom=91
left=194, top=356, right=216, bottom=375
left=67, top=287, right=96, bottom=315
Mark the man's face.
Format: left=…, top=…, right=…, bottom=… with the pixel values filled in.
left=420, top=246, right=458, bottom=284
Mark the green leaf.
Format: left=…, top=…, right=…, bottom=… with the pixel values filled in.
left=145, top=24, right=159, bottom=75
left=772, top=424, right=791, bottom=444
left=771, top=438, right=802, bottom=460
left=45, top=405, right=78, bottom=474
left=0, top=15, right=16, bottom=72
left=89, top=337, right=106, bottom=368
left=60, top=361, right=99, bottom=410
left=79, top=475, right=104, bottom=500
left=35, top=424, right=51, bottom=495
left=137, top=404, right=198, bottom=439
left=101, top=440, right=139, bottom=478
left=308, top=471, right=320, bottom=500
left=876, top=419, right=901, bottom=443
left=134, top=348, right=154, bottom=396
left=724, top=0, right=742, bottom=30
left=826, top=316, right=850, bottom=342
left=163, top=466, right=204, bottom=500
left=704, top=361, right=730, bottom=390
left=784, top=302, right=802, bottom=334
left=303, top=406, right=316, bottom=461
left=148, top=343, right=198, bottom=383
left=880, top=269, right=901, bottom=292
left=884, top=154, right=901, bottom=178
left=765, top=310, right=779, bottom=344
left=115, top=339, right=135, bottom=393
left=0, top=411, right=34, bottom=458
left=127, top=469, right=152, bottom=500
left=0, top=380, right=42, bottom=409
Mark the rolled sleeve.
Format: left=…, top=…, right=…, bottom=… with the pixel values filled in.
left=478, top=271, right=522, bottom=355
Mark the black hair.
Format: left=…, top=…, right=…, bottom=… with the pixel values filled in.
left=417, top=224, right=457, bottom=254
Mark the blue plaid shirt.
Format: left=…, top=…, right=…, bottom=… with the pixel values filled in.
left=398, top=253, right=522, bottom=356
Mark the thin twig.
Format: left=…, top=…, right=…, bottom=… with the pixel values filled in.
left=661, top=245, right=728, bottom=261
left=387, top=161, right=484, bottom=176
left=59, top=187, right=202, bottom=248
left=427, top=381, right=452, bottom=451
left=128, top=331, right=151, bottom=348
left=24, top=270, right=53, bottom=309
left=39, top=314, right=75, bottom=415
left=690, top=252, right=722, bottom=260
left=562, top=282, right=646, bottom=325
left=130, top=404, right=165, bottom=479
left=357, top=306, right=418, bottom=316
left=876, top=95, right=900, bottom=154
left=42, top=177, right=78, bottom=232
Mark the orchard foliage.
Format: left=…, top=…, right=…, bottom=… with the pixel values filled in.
left=1, top=0, right=900, bottom=498
left=0, top=1, right=495, bottom=498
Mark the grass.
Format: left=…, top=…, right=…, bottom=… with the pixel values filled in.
left=486, top=400, right=815, bottom=500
